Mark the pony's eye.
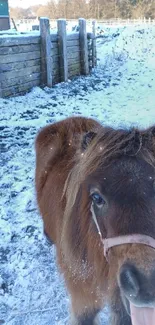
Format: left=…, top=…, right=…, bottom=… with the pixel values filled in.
left=91, top=192, right=105, bottom=206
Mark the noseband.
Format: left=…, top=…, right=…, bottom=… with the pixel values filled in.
left=90, top=203, right=155, bottom=261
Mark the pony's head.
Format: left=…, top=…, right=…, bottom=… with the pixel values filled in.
left=62, top=126, right=155, bottom=318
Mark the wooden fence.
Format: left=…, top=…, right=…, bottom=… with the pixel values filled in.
left=12, top=17, right=155, bottom=32
left=0, top=18, right=96, bottom=98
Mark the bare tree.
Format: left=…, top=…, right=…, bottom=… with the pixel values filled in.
left=10, top=0, right=155, bottom=20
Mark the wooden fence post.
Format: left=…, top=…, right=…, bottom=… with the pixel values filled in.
left=79, top=18, right=89, bottom=75
left=92, top=20, right=97, bottom=68
left=40, top=17, right=52, bottom=87
left=0, top=82, right=2, bottom=98
left=57, top=19, right=68, bottom=82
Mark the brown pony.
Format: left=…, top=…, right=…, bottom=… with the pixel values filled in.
left=35, top=116, right=155, bottom=325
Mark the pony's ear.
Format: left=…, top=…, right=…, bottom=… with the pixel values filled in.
left=82, top=131, right=96, bottom=150
left=150, top=127, right=155, bottom=137
left=124, top=130, right=142, bottom=156
left=149, top=127, right=155, bottom=151
left=142, top=127, right=155, bottom=144
left=141, top=127, right=155, bottom=155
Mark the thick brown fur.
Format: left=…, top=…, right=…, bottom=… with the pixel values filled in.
left=35, top=117, right=155, bottom=325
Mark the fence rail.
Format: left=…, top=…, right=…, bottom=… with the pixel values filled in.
left=97, top=18, right=155, bottom=26
left=0, top=18, right=96, bottom=98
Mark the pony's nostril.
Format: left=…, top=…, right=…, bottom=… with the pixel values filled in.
left=119, top=264, right=140, bottom=298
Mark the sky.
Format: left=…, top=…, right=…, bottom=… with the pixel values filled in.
left=9, top=0, right=48, bottom=8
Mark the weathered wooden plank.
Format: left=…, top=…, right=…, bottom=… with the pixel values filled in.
left=68, top=62, right=80, bottom=70
left=57, top=19, right=68, bottom=82
left=69, top=69, right=80, bottom=77
left=67, top=56, right=80, bottom=63
left=0, top=51, right=41, bottom=64
left=53, top=69, right=59, bottom=76
left=1, top=72, right=40, bottom=89
left=68, top=57, right=80, bottom=66
left=68, top=51, right=80, bottom=60
left=53, top=77, right=60, bottom=85
left=50, top=34, right=58, bottom=42
left=69, top=70, right=80, bottom=77
left=51, top=47, right=59, bottom=56
left=67, top=33, right=79, bottom=41
left=0, top=43, right=40, bottom=55
left=2, top=79, right=40, bottom=97
left=0, top=35, right=40, bottom=47
left=0, top=82, right=2, bottom=97
left=52, top=72, right=60, bottom=78
left=92, top=20, right=97, bottom=68
left=79, top=18, right=89, bottom=75
left=1, top=65, right=40, bottom=82
left=67, top=46, right=80, bottom=54
left=52, top=61, right=59, bottom=70
left=52, top=63, right=59, bottom=75
left=67, top=39, right=79, bottom=47
left=52, top=71, right=60, bottom=81
left=52, top=73, right=60, bottom=79
left=51, top=42, right=58, bottom=49
left=40, top=17, right=52, bottom=87
left=0, top=59, right=41, bottom=73
left=52, top=73, right=59, bottom=78
left=51, top=55, right=59, bottom=64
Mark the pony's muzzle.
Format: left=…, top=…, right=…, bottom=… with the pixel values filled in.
left=119, top=264, right=140, bottom=299
left=119, top=263, right=155, bottom=325
left=119, top=263, right=155, bottom=307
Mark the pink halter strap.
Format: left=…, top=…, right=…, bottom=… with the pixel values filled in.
left=103, top=234, right=155, bottom=260
left=90, top=204, right=155, bottom=261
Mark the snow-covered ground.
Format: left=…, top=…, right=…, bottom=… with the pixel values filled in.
left=0, top=24, right=155, bottom=325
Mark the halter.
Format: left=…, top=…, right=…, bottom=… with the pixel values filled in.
left=90, top=203, right=155, bottom=261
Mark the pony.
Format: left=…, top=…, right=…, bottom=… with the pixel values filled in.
left=35, top=116, right=155, bottom=325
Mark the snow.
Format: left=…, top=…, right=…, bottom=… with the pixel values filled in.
left=0, top=24, right=155, bottom=325
left=0, top=31, right=40, bottom=38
